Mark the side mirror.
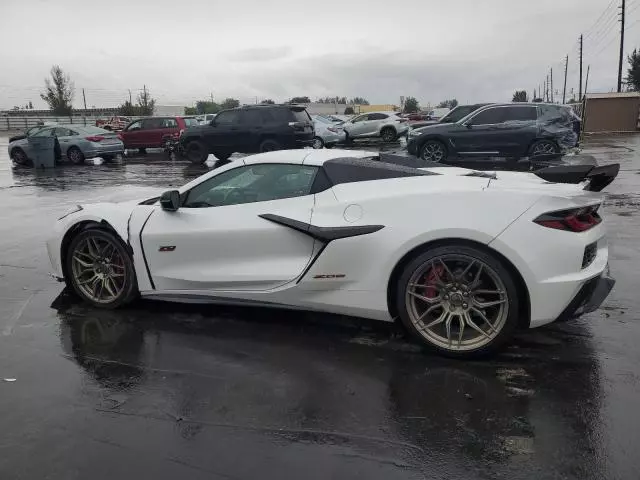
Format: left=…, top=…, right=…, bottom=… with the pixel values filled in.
left=160, top=190, right=180, bottom=211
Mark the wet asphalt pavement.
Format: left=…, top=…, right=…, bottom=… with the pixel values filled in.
left=0, top=136, right=639, bottom=479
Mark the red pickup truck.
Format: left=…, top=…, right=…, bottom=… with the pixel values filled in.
left=118, top=116, right=199, bottom=151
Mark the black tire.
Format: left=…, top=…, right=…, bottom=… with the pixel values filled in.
left=66, top=228, right=138, bottom=309
left=380, top=127, right=396, bottom=142
left=138, top=148, right=147, bottom=154
left=11, top=148, right=31, bottom=166
left=395, top=244, right=520, bottom=358
left=212, top=151, right=231, bottom=161
left=67, top=147, right=85, bottom=165
left=102, top=155, right=113, bottom=162
left=528, top=139, right=558, bottom=157
left=259, top=139, right=282, bottom=153
left=344, top=132, right=353, bottom=144
left=186, top=140, right=209, bottom=164
left=213, top=159, right=232, bottom=169
left=419, top=140, right=448, bottom=163
left=103, top=126, right=112, bottom=131
left=312, top=136, right=324, bottom=149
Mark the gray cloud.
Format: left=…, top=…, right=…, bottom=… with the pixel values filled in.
left=233, top=46, right=292, bottom=62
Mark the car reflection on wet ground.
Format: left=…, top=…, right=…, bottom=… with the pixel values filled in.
left=0, top=134, right=639, bottom=479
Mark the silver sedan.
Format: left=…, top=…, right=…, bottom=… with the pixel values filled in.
left=8, top=125, right=124, bottom=166
left=312, top=115, right=346, bottom=148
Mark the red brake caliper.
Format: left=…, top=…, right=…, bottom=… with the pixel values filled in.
left=422, top=265, right=445, bottom=298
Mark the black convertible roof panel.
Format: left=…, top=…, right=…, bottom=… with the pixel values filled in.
left=322, top=157, right=437, bottom=187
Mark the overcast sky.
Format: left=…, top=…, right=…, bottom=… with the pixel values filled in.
left=1, top=0, right=638, bottom=110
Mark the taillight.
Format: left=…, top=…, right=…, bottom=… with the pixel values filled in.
left=85, top=135, right=105, bottom=142
left=534, top=205, right=602, bottom=232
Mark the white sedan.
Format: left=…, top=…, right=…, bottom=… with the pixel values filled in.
left=46, top=149, right=616, bottom=357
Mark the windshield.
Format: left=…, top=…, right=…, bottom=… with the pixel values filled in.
left=183, top=117, right=199, bottom=127
left=441, top=106, right=481, bottom=123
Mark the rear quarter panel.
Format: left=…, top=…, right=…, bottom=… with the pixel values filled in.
left=301, top=176, right=542, bottom=303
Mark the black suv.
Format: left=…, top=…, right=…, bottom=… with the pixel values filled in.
left=406, top=103, right=581, bottom=163
left=180, top=104, right=314, bottom=165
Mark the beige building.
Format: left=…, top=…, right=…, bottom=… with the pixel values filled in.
left=583, top=92, right=640, bottom=133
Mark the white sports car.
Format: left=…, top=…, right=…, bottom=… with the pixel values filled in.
left=46, top=149, right=617, bottom=357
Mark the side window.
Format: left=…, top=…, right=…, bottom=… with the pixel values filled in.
left=53, top=127, right=73, bottom=137
left=215, top=110, right=240, bottom=125
left=142, top=118, right=163, bottom=129
left=32, top=127, right=54, bottom=137
left=351, top=115, right=368, bottom=123
left=240, top=109, right=263, bottom=126
left=503, top=106, right=537, bottom=122
left=161, top=118, right=178, bottom=128
left=183, top=164, right=318, bottom=208
left=468, top=108, right=504, bottom=125
left=127, top=120, right=142, bottom=131
left=368, top=113, right=388, bottom=120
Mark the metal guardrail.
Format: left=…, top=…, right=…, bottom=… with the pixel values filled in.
left=0, top=115, right=143, bottom=132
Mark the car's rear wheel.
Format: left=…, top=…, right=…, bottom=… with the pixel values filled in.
left=186, top=140, right=209, bottom=164
left=11, top=148, right=30, bottom=166
left=420, top=140, right=447, bottom=162
left=67, top=229, right=137, bottom=309
left=395, top=244, right=519, bottom=358
left=67, top=147, right=85, bottom=165
left=312, top=136, right=324, bottom=149
left=259, top=139, right=282, bottom=152
left=381, top=127, right=396, bottom=142
left=212, top=151, right=231, bottom=161
left=529, top=140, right=558, bottom=157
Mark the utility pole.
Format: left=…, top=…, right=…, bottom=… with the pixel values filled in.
left=550, top=67, right=554, bottom=103
left=128, top=89, right=132, bottom=104
left=618, top=0, right=626, bottom=92
left=585, top=65, right=591, bottom=96
left=562, top=55, right=568, bottom=104
left=210, top=92, right=214, bottom=104
left=82, top=88, right=87, bottom=126
left=546, top=75, right=550, bottom=102
left=579, top=34, right=584, bottom=100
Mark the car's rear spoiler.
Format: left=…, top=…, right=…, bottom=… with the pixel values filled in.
left=534, top=163, right=620, bottom=192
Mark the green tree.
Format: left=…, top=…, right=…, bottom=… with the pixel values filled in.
left=184, top=106, right=198, bottom=115
left=196, top=100, right=221, bottom=114
left=625, top=49, right=640, bottom=91
left=221, top=98, right=240, bottom=109
left=566, top=98, right=578, bottom=104
left=350, top=97, right=369, bottom=105
left=437, top=99, right=458, bottom=109
left=533, top=97, right=544, bottom=103
left=136, top=87, right=155, bottom=116
left=512, top=90, right=528, bottom=102
left=28, top=101, right=33, bottom=109
left=344, top=106, right=355, bottom=115
left=290, top=96, right=311, bottom=103
left=40, top=65, right=75, bottom=115
left=118, top=100, right=137, bottom=116
left=261, top=99, right=275, bottom=104
left=403, top=96, right=419, bottom=113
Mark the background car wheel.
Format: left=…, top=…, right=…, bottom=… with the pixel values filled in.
left=259, top=139, right=281, bottom=152
left=529, top=140, right=558, bottom=157
left=381, top=127, right=396, bottom=142
left=67, top=147, right=85, bottom=165
left=11, top=148, right=30, bottom=166
left=395, top=244, right=519, bottom=358
left=102, top=126, right=112, bottom=131
left=213, top=159, right=232, bottom=169
left=66, top=229, right=138, bottom=309
left=212, top=151, right=231, bottom=161
left=186, top=141, right=209, bottom=164
left=101, top=155, right=113, bottom=162
left=420, top=140, right=447, bottom=162
left=344, top=132, right=353, bottom=144
left=138, top=148, right=147, bottom=155
left=312, top=137, right=324, bottom=149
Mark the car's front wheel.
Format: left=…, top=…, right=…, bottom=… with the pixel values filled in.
left=420, top=140, right=447, bottom=163
left=11, top=148, right=30, bottom=166
left=395, top=244, right=519, bottom=357
left=66, top=229, right=138, bottom=309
